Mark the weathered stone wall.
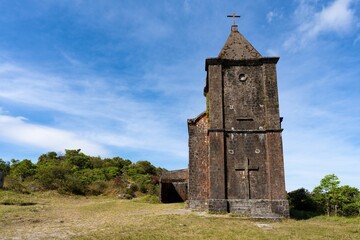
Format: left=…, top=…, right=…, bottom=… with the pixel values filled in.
left=200, top=58, right=288, bottom=217
left=207, top=64, right=226, bottom=201
left=228, top=199, right=289, bottom=218
left=188, top=112, right=209, bottom=207
left=161, top=169, right=188, bottom=183
left=219, top=59, right=287, bottom=202
left=266, top=132, right=287, bottom=199
left=226, top=133, right=268, bottom=199
left=222, top=64, right=265, bottom=130
left=262, top=62, right=281, bottom=129
left=186, top=26, right=288, bottom=217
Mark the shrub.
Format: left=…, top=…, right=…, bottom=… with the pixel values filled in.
left=3, top=176, right=28, bottom=193
left=59, top=175, right=86, bottom=195
left=36, top=164, right=71, bottom=190
left=9, top=159, right=37, bottom=182
left=287, top=188, right=317, bottom=212
left=124, top=183, right=139, bottom=197
left=87, top=180, right=108, bottom=196
left=133, top=195, right=160, bottom=204
left=342, top=202, right=360, bottom=217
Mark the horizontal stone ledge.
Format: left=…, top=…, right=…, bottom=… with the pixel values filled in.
left=207, top=129, right=283, bottom=134
left=160, top=179, right=188, bottom=183
left=205, top=57, right=279, bottom=70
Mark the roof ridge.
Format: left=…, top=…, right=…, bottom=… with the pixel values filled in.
left=218, top=25, right=262, bottom=60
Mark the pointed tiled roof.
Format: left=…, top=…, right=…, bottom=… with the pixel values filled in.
left=218, top=25, right=262, bottom=60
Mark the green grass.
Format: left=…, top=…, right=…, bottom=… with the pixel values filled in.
left=1, top=189, right=359, bottom=239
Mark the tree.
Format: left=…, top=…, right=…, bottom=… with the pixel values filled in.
left=288, top=188, right=317, bottom=212
left=64, top=149, right=92, bottom=170
left=0, top=158, right=10, bottom=188
left=37, top=152, right=60, bottom=165
left=313, top=174, right=341, bottom=216
left=337, top=185, right=360, bottom=216
left=103, top=157, right=132, bottom=170
left=9, top=159, right=37, bottom=182
left=2, top=149, right=161, bottom=197
left=0, top=158, right=10, bottom=175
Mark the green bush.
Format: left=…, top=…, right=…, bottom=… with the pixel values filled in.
left=87, top=180, right=108, bottom=196
left=288, top=188, right=317, bottom=212
left=342, top=202, right=360, bottom=217
left=133, top=195, right=160, bottom=204
left=124, top=183, right=139, bottom=197
left=36, top=164, right=71, bottom=190
left=9, top=159, right=37, bottom=182
left=64, top=149, right=93, bottom=170
left=3, top=176, right=28, bottom=193
left=59, top=175, right=86, bottom=195
left=289, top=209, right=320, bottom=220
left=129, top=183, right=139, bottom=193
left=2, top=149, right=162, bottom=197
left=0, top=159, right=10, bottom=175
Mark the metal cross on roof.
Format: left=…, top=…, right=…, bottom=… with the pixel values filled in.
left=227, top=13, right=241, bottom=25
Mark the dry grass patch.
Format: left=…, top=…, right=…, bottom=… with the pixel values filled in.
left=0, top=190, right=359, bottom=240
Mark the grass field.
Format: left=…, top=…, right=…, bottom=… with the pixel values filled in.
left=1, top=190, right=359, bottom=240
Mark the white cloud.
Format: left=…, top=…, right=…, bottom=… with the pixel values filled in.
left=0, top=114, right=107, bottom=156
left=266, top=11, right=279, bottom=23
left=284, top=0, right=357, bottom=49
left=308, top=0, right=354, bottom=37
left=0, top=62, right=188, bottom=161
left=265, top=48, right=280, bottom=56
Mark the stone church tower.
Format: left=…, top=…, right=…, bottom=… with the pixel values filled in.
left=186, top=23, right=289, bottom=218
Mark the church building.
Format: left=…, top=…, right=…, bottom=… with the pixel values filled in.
left=160, top=19, right=289, bottom=218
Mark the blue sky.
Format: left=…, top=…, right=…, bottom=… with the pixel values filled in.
left=0, top=0, right=359, bottom=191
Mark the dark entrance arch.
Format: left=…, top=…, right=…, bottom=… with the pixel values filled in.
left=160, top=182, right=188, bottom=203
left=159, top=169, right=188, bottom=203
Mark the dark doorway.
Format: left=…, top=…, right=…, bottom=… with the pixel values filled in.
left=160, top=182, right=187, bottom=203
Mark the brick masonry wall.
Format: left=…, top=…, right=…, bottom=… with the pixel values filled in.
left=198, top=58, right=288, bottom=217
left=228, top=199, right=289, bottom=217
left=188, top=113, right=210, bottom=202
left=185, top=26, right=288, bottom=217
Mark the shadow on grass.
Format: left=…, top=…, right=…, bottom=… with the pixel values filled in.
left=1, top=199, right=37, bottom=206
left=290, top=208, right=321, bottom=220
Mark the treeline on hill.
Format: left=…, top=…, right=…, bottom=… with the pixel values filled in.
left=1, top=153, right=360, bottom=218
left=0, top=149, right=165, bottom=198
left=287, top=174, right=360, bottom=218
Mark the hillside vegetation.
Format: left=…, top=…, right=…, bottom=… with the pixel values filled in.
left=1, top=150, right=359, bottom=222
left=0, top=149, right=163, bottom=198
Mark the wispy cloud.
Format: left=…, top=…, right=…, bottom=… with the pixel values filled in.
left=266, top=10, right=280, bottom=23
left=0, top=61, right=188, bottom=164
left=0, top=0, right=359, bottom=189
left=0, top=114, right=107, bottom=156
left=284, top=0, right=357, bottom=49
left=59, top=50, right=83, bottom=67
